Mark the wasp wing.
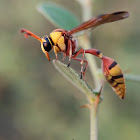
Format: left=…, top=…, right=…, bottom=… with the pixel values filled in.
left=68, top=11, right=129, bottom=35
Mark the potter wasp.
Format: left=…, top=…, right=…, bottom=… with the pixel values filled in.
left=21, top=11, right=129, bottom=99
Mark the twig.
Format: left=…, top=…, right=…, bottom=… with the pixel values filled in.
left=76, top=0, right=100, bottom=140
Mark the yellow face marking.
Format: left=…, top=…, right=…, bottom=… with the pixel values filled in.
left=57, top=36, right=66, bottom=51
left=109, top=64, right=121, bottom=76
left=41, top=43, right=45, bottom=53
left=42, top=38, right=46, bottom=42
left=50, top=32, right=62, bottom=45
left=41, top=38, right=46, bottom=53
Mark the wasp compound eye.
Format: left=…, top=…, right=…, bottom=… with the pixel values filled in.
left=43, top=37, right=52, bottom=52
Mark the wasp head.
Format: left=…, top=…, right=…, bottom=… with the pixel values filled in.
left=42, top=36, right=53, bottom=52
left=20, top=29, right=52, bottom=61
left=41, top=36, right=54, bottom=61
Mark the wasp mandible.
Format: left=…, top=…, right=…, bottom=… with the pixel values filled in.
left=21, top=11, right=129, bottom=99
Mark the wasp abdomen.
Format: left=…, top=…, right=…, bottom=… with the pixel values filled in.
left=102, top=57, right=126, bottom=99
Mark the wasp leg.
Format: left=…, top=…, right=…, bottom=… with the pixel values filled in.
left=72, top=48, right=84, bottom=57
left=73, top=48, right=103, bottom=59
left=72, top=48, right=86, bottom=79
left=67, top=40, right=72, bottom=67
left=72, top=48, right=103, bottom=79
left=53, top=45, right=60, bottom=61
left=62, top=53, right=66, bottom=62
left=72, top=57, right=88, bottom=81
left=80, top=49, right=85, bottom=79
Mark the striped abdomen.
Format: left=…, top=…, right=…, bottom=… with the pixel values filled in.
left=102, top=56, right=126, bottom=99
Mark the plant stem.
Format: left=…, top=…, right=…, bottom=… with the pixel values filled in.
left=90, top=105, right=97, bottom=140
left=76, top=0, right=100, bottom=140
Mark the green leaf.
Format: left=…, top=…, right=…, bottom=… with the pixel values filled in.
left=37, top=2, right=80, bottom=30
left=53, top=60, right=96, bottom=102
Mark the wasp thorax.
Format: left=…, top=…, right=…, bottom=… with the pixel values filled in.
left=42, top=36, right=53, bottom=52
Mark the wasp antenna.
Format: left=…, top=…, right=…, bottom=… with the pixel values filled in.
left=20, top=29, right=25, bottom=33
left=20, top=28, right=42, bottom=42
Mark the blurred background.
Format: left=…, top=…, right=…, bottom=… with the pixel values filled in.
left=0, top=0, right=140, bottom=140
